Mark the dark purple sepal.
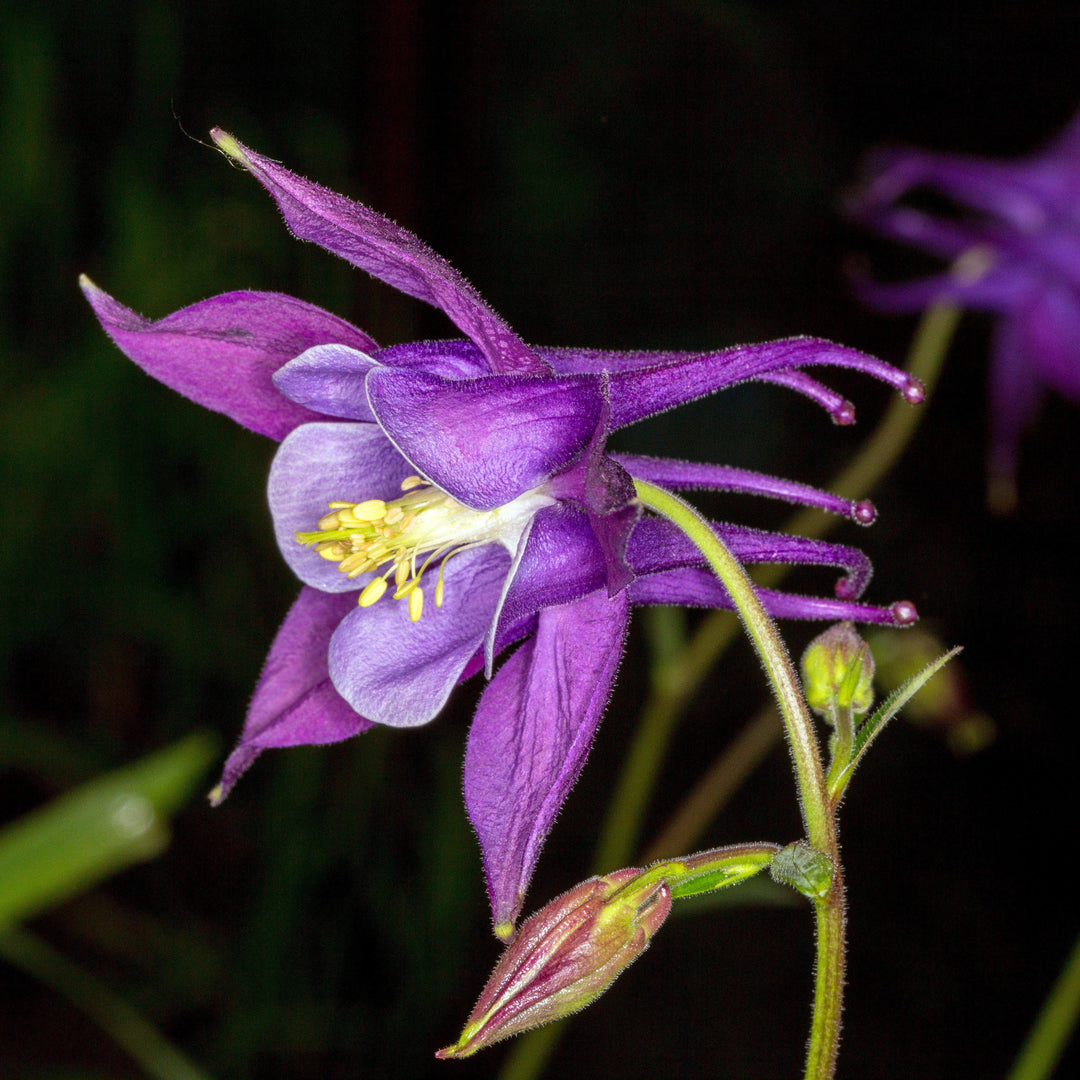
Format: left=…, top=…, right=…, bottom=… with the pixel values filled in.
left=210, top=130, right=550, bottom=378
left=80, top=279, right=376, bottom=440
left=465, top=587, right=630, bottom=936
left=212, top=587, right=373, bottom=804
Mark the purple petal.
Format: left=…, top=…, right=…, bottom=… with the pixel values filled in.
left=598, top=338, right=921, bottom=430
left=274, top=344, right=380, bottom=421
left=328, top=545, right=510, bottom=727
left=365, top=368, right=604, bottom=510
left=756, top=370, right=856, bottom=424
left=613, top=454, right=875, bottom=524
left=1016, top=283, right=1080, bottom=399
left=210, top=130, right=549, bottom=378
left=627, top=517, right=874, bottom=600
left=371, top=339, right=491, bottom=379
left=485, top=505, right=608, bottom=668
left=80, top=279, right=376, bottom=440
left=846, top=203, right=986, bottom=260
left=268, top=422, right=415, bottom=592
left=212, top=588, right=372, bottom=803
left=465, top=587, right=630, bottom=936
left=851, top=264, right=1033, bottom=315
left=627, top=568, right=915, bottom=626
left=855, top=148, right=1055, bottom=233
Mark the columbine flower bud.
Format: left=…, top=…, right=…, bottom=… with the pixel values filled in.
left=436, top=868, right=671, bottom=1059
left=801, top=621, right=875, bottom=721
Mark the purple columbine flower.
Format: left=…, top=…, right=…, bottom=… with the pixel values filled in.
left=82, top=130, right=920, bottom=937
left=846, top=111, right=1080, bottom=510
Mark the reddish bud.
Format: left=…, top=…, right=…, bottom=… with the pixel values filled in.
left=436, top=868, right=671, bottom=1059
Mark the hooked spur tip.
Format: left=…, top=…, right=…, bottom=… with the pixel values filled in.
left=902, top=377, right=926, bottom=405
left=832, top=399, right=857, bottom=425
left=834, top=576, right=859, bottom=602
left=852, top=499, right=877, bottom=526
left=889, top=600, right=919, bottom=626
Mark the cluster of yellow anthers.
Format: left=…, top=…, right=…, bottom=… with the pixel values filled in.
left=296, top=475, right=472, bottom=622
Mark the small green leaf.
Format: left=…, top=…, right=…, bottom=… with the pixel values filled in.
left=830, top=647, right=962, bottom=800
left=667, top=861, right=769, bottom=899
left=0, top=732, right=216, bottom=927
left=649, top=843, right=778, bottom=901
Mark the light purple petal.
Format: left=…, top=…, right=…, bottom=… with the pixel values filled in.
left=273, top=344, right=380, bottom=420
left=212, top=587, right=372, bottom=803
left=80, top=279, right=376, bottom=440
left=211, top=129, right=549, bottom=378
left=465, top=587, right=630, bottom=935
left=613, top=453, right=875, bottom=524
left=328, top=545, right=510, bottom=727
left=627, top=567, right=916, bottom=626
left=268, top=422, right=415, bottom=592
left=365, top=368, right=604, bottom=510
left=598, top=338, right=922, bottom=430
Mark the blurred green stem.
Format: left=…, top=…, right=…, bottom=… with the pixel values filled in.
left=1007, top=930, right=1080, bottom=1080
left=0, top=927, right=215, bottom=1080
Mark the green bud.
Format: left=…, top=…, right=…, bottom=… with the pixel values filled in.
left=801, top=622, right=875, bottom=721
left=436, top=868, right=671, bottom=1059
left=770, top=841, right=834, bottom=900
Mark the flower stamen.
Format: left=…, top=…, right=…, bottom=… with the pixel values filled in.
left=296, top=479, right=553, bottom=619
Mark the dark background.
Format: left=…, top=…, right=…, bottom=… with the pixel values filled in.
left=2, top=1, right=1078, bottom=1077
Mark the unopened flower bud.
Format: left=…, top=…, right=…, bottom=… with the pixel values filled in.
left=436, top=868, right=671, bottom=1059
left=801, top=621, right=875, bottom=721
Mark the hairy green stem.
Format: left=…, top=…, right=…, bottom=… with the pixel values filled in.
left=494, top=302, right=959, bottom=1080
left=633, top=480, right=830, bottom=842
left=631, top=480, right=842, bottom=1079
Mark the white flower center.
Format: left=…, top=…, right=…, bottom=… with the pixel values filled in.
left=296, top=476, right=552, bottom=621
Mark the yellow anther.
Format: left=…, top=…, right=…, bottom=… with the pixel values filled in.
left=351, top=499, right=388, bottom=521
left=339, top=552, right=372, bottom=577
left=358, top=578, right=388, bottom=607
left=408, top=586, right=424, bottom=622
left=299, top=480, right=551, bottom=623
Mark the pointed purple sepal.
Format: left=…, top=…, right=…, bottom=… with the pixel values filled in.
left=80, top=278, right=376, bottom=440
left=466, top=588, right=630, bottom=937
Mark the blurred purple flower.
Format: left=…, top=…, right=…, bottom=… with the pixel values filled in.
left=847, top=111, right=1080, bottom=510
left=83, top=130, right=919, bottom=936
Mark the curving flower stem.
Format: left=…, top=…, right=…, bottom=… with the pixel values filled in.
left=632, top=478, right=843, bottom=1080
